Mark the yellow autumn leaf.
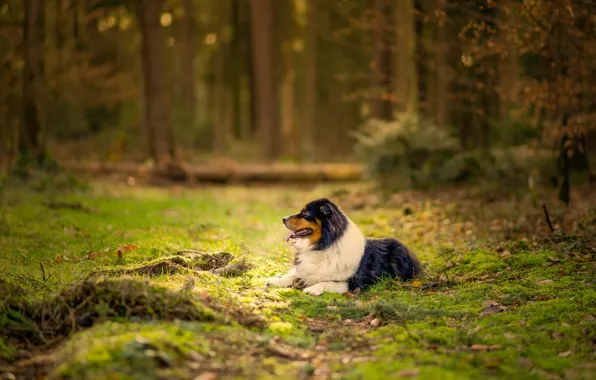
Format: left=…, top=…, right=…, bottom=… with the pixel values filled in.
left=412, top=280, right=421, bottom=288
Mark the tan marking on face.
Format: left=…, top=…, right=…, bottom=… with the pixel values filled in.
left=286, top=215, right=322, bottom=245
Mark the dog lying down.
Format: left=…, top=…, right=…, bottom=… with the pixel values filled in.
left=266, top=198, right=421, bottom=296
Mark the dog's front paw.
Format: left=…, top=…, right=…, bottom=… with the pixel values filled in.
left=303, top=283, right=324, bottom=296
left=266, top=276, right=292, bottom=288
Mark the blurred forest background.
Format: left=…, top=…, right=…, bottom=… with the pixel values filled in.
left=1, top=0, right=595, bottom=202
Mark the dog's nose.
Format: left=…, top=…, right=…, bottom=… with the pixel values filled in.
left=282, top=216, right=289, bottom=223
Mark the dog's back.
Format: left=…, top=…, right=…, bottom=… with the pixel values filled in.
left=348, top=238, right=420, bottom=292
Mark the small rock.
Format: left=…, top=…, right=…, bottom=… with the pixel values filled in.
left=370, top=318, right=381, bottom=327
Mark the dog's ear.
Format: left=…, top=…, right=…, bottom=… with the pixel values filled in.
left=320, top=204, right=332, bottom=216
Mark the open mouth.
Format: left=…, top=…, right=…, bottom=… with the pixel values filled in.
left=286, top=228, right=313, bottom=242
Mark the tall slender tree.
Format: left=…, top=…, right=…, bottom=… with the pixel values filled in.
left=394, top=0, right=418, bottom=114
left=249, top=0, right=278, bottom=161
left=21, top=0, right=46, bottom=164
left=137, top=0, right=174, bottom=162
left=180, top=0, right=197, bottom=132
left=371, top=0, right=393, bottom=120
left=303, top=0, right=317, bottom=159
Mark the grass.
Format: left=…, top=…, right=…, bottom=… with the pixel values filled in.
left=0, top=175, right=595, bottom=379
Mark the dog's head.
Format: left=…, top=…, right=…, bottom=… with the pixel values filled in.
left=282, top=198, right=347, bottom=249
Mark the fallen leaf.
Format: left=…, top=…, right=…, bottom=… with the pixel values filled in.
left=500, top=250, right=511, bottom=258
left=116, top=243, right=140, bottom=258
left=480, top=305, right=504, bottom=316
left=394, top=368, right=420, bottom=377
left=551, top=332, right=565, bottom=340
left=536, top=279, right=554, bottom=285
left=193, top=373, right=217, bottom=380
left=411, top=280, right=422, bottom=288
left=558, top=350, right=572, bottom=357
left=266, top=337, right=310, bottom=360
left=470, top=344, right=502, bottom=352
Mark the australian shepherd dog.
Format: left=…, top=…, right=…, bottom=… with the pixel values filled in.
left=266, top=198, right=421, bottom=295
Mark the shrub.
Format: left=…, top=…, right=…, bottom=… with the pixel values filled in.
left=353, top=113, right=557, bottom=191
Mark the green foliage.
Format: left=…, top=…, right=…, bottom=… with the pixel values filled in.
left=354, top=114, right=558, bottom=191
left=353, top=114, right=458, bottom=190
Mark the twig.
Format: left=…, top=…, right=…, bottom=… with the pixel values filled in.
left=176, top=249, right=205, bottom=254
left=43, top=201, right=98, bottom=213
left=542, top=204, right=555, bottom=233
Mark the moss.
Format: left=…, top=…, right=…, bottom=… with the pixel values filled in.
left=0, top=336, right=15, bottom=360
left=55, top=322, right=210, bottom=380
left=1, top=278, right=215, bottom=347
left=1, top=182, right=595, bottom=379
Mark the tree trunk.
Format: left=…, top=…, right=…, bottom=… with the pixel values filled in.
left=180, top=0, right=197, bottom=132
left=371, top=0, right=393, bottom=120
left=213, top=45, right=231, bottom=155
left=249, top=0, right=279, bottom=161
left=394, top=0, right=418, bottom=114
left=231, top=0, right=243, bottom=141
left=558, top=113, right=570, bottom=205
left=435, top=0, right=449, bottom=127
left=21, top=0, right=45, bottom=164
left=497, top=0, right=519, bottom=120
left=280, top=43, right=297, bottom=159
left=137, top=0, right=174, bottom=162
left=303, top=0, right=317, bottom=160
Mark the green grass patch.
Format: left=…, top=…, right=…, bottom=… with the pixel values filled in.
left=0, top=180, right=594, bottom=379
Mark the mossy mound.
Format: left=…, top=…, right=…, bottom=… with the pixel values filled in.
left=92, top=251, right=251, bottom=278
left=54, top=322, right=209, bottom=380
left=0, top=278, right=215, bottom=352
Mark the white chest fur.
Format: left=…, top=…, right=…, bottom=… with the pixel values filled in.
left=290, top=218, right=366, bottom=286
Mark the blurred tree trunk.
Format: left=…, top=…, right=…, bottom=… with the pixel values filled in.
left=434, top=0, right=449, bottom=127
left=231, top=0, right=243, bottom=141
left=213, top=0, right=232, bottom=155
left=20, top=0, right=45, bottom=164
left=497, top=0, right=518, bottom=120
left=249, top=0, right=278, bottom=161
left=371, top=0, right=393, bottom=120
left=137, top=0, right=174, bottom=162
left=558, top=113, right=570, bottom=205
left=280, top=43, right=297, bottom=159
left=414, top=0, right=429, bottom=117
left=180, top=0, right=197, bottom=133
left=394, top=0, right=417, bottom=114
left=303, top=0, right=317, bottom=159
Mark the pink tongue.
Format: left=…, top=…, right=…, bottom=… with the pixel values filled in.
left=286, top=231, right=293, bottom=243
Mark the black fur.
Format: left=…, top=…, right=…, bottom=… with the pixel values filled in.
left=296, top=198, right=348, bottom=251
left=300, top=198, right=421, bottom=292
left=348, top=238, right=421, bottom=292
left=286, top=198, right=421, bottom=292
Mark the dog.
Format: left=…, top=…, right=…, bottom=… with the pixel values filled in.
left=265, top=198, right=420, bottom=295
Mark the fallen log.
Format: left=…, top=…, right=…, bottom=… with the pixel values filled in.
left=60, top=161, right=364, bottom=183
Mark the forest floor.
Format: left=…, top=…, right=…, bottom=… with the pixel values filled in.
left=0, top=174, right=595, bottom=379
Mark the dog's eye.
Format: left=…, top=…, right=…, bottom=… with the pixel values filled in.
left=300, top=212, right=309, bottom=219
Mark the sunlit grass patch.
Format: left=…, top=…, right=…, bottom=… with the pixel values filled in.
left=0, top=180, right=594, bottom=379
